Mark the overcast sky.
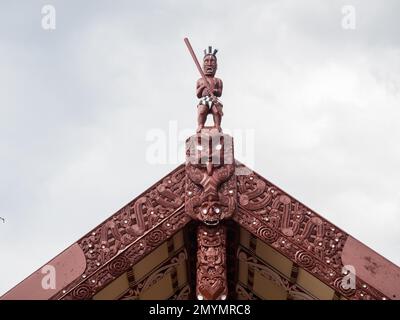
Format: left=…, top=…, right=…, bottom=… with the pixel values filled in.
left=1, top=0, right=399, bottom=296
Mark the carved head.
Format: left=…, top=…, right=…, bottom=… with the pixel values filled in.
left=203, top=55, right=217, bottom=77
left=203, top=46, right=218, bottom=77
left=200, top=200, right=222, bottom=226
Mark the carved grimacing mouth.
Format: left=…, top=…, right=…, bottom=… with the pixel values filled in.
left=204, top=220, right=219, bottom=226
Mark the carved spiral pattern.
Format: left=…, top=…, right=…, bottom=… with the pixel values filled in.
left=294, top=251, right=315, bottom=269
left=257, top=226, right=279, bottom=244
left=147, top=229, right=165, bottom=246
left=72, top=285, right=92, bottom=300
left=333, top=277, right=356, bottom=297
left=108, top=256, right=130, bottom=276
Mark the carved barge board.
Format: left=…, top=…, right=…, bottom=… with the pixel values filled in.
left=233, top=163, right=400, bottom=300
left=3, top=162, right=400, bottom=299
left=2, top=165, right=190, bottom=300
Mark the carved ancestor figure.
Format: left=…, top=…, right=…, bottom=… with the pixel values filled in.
left=196, top=47, right=223, bottom=133
left=196, top=225, right=227, bottom=300
left=184, top=39, right=224, bottom=133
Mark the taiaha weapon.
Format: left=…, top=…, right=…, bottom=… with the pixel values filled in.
left=184, top=37, right=216, bottom=100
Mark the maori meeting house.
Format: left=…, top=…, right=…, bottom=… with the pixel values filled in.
left=2, top=40, right=400, bottom=300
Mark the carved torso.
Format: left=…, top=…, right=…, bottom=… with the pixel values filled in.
left=196, top=77, right=223, bottom=98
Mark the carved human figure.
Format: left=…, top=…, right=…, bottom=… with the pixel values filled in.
left=196, top=225, right=227, bottom=300
left=196, top=46, right=223, bottom=133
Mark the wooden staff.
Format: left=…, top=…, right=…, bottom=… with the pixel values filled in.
left=184, top=37, right=216, bottom=99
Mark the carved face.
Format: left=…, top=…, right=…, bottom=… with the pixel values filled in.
left=185, top=133, right=236, bottom=225
left=200, top=201, right=221, bottom=226
left=186, top=134, right=233, bottom=172
left=203, top=55, right=217, bottom=77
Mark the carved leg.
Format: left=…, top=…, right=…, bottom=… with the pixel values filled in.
left=213, top=113, right=222, bottom=132
left=196, top=225, right=227, bottom=300
left=197, top=105, right=208, bottom=133
left=211, top=104, right=222, bottom=132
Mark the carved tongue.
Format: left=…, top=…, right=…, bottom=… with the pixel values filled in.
left=207, top=161, right=213, bottom=176
left=199, top=280, right=224, bottom=300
